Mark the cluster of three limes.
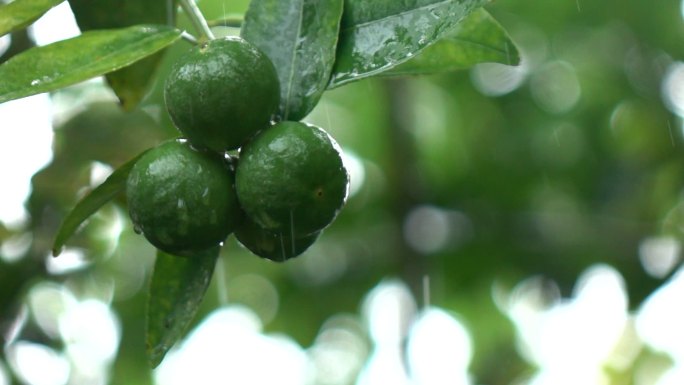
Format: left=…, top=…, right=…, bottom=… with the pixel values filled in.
left=126, top=37, right=349, bottom=260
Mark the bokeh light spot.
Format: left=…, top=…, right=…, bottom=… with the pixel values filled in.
left=308, top=315, right=368, bottom=385
left=530, top=61, right=581, bottom=114
left=0, top=34, right=10, bottom=57
left=638, top=236, right=681, bottom=279
left=471, top=62, right=527, bottom=96
left=0, top=95, right=54, bottom=228
left=29, top=2, right=80, bottom=46
left=407, top=307, right=473, bottom=385
left=636, top=266, right=684, bottom=360
left=661, top=62, right=684, bottom=117
left=7, top=341, right=70, bottom=385
left=155, top=306, right=308, bottom=385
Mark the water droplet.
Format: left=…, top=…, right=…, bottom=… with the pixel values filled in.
left=30, top=79, right=40, bottom=86
left=133, top=225, right=142, bottom=235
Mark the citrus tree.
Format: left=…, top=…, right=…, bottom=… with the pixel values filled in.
left=0, top=0, right=520, bottom=370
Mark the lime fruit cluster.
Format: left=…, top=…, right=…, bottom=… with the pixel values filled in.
left=126, top=36, right=349, bottom=261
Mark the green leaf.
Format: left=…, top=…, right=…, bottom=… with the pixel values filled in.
left=328, top=0, right=489, bottom=88
left=68, top=0, right=178, bottom=109
left=146, top=247, right=219, bottom=368
left=52, top=151, right=146, bottom=256
left=242, top=0, right=344, bottom=121
left=0, top=24, right=182, bottom=104
left=0, top=0, right=65, bottom=37
left=381, top=9, right=520, bottom=76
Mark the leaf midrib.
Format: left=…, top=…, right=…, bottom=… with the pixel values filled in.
left=283, top=0, right=306, bottom=120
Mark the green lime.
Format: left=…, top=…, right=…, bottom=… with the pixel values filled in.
left=164, top=36, right=280, bottom=152
left=235, top=216, right=319, bottom=262
left=235, top=121, right=349, bottom=237
left=126, top=139, right=241, bottom=255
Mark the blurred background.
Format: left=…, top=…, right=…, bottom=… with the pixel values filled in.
left=2, top=0, right=684, bottom=384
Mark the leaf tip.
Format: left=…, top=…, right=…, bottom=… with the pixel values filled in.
left=147, top=346, right=167, bottom=369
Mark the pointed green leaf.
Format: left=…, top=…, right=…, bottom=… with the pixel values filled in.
left=381, top=9, right=520, bottom=76
left=328, top=0, right=488, bottom=88
left=0, top=0, right=65, bottom=37
left=0, top=24, right=182, bottom=104
left=68, top=0, right=178, bottom=109
left=242, top=0, right=344, bottom=121
left=146, top=248, right=219, bottom=368
left=52, top=151, right=147, bottom=256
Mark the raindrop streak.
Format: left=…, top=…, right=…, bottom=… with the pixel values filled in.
left=215, top=257, right=229, bottom=306
left=323, top=102, right=333, bottom=135
left=289, top=209, right=296, bottom=257
left=668, top=120, right=676, bottom=147
left=279, top=233, right=287, bottom=262
left=505, top=42, right=511, bottom=66
left=422, top=275, right=431, bottom=308
left=166, top=0, right=174, bottom=26
left=576, top=0, right=581, bottom=11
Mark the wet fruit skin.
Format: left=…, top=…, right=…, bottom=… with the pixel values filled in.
left=126, top=139, right=241, bottom=256
left=235, top=216, right=320, bottom=262
left=164, top=36, right=280, bottom=152
left=235, top=121, right=349, bottom=237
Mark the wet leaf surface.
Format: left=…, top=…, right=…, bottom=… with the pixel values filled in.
left=242, top=0, right=344, bottom=120
left=329, top=0, right=489, bottom=88
left=146, top=247, right=220, bottom=368
left=0, top=24, right=181, bottom=104
left=381, top=8, right=520, bottom=76
left=68, top=0, right=178, bottom=109
left=0, top=0, right=64, bottom=37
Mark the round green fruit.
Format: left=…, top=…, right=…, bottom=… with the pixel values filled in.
left=164, top=36, right=280, bottom=152
left=235, top=121, right=349, bottom=237
left=235, top=217, right=319, bottom=262
left=126, top=139, right=241, bottom=255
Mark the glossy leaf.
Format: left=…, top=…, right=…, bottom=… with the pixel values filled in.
left=68, top=0, right=178, bottom=109
left=0, top=24, right=182, bottom=104
left=52, top=151, right=146, bottom=256
left=381, top=8, right=520, bottom=76
left=329, top=0, right=488, bottom=88
left=0, top=0, right=64, bottom=37
left=146, top=247, right=219, bottom=368
left=242, top=0, right=344, bottom=120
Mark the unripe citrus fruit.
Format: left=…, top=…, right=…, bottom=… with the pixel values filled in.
left=164, top=36, right=280, bottom=152
left=235, top=217, right=319, bottom=262
left=235, top=121, right=349, bottom=237
left=126, top=139, right=241, bottom=255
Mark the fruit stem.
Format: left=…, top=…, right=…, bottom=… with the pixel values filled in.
left=179, top=0, right=215, bottom=41
left=180, top=31, right=199, bottom=45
